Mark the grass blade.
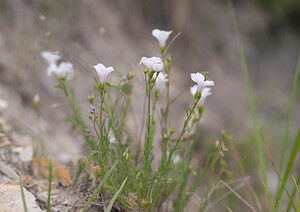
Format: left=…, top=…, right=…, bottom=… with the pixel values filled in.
left=106, top=177, right=128, bottom=212
left=291, top=175, right=300, bottom=212
left=263, top=136, right=297, bottom=211
left=19, top=175, right=28, bottom=212
left=227, top=0, right=267, bottom=186
left=47, top=160, right=52, bottom=212
left=279, top=53, right=300, bottom=175
left=82, top=160, right=118, bottom=212
left=276, top=129, right=300, bottom=208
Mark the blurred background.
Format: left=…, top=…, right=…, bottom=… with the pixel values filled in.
left=0, top=0, right=300, bottom=210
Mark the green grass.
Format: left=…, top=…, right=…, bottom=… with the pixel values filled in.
left=47, top=160, right=52, bottom=212
left=276, top=129, right=300, bottom=209
left=106, top=177, right=128, bottom=212
left=19, top=175, right=28, bottom=212
left=264, top=138, right=297, bottom=211
left=82, top=161, right=119, bottom=212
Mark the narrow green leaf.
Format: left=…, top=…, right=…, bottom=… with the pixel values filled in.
left=276, top=129, right=300, bottom=208
left=291, top=175, right=300, bottom=212
left=19, top=175, right=28, bottom=212
left=106, top=177, right=128, bottom=212
left=264, top=140, right=296, bottom=211
left=286, top=174, right=300, bottom=212
left=82, top=161, right=119, bottom=212
left=47, top=160, right=53, bottom=212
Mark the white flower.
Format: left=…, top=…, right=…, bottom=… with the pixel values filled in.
left=93, top=63, right=114, bottom=84
left=108, top=134, right=116, bottom=144
left=48, top=62, right=75, bottom=80
left=41, top=51, right=61, bottom=65
left=152, top=29, right=172, bottom=47
left=190, top=72, right=215, bottom=92
left=0, top=99, right=8, bottom=112
left=55, top=62, right=75, bottom=81
left=41, top=51, right=75, bottom=80
left=190, top=85, right=212, bottom=107
left=167, top=151, right=181, bottom=164
left=154, top=72, right=168, bottom=90
left=140, top=57, right=164, bottom=72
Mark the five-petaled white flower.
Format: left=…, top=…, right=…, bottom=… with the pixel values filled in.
left=140, top=57, right=164, bottom=72
left=190, top=85, right=212, bottom=107
left=93, top=63, right=114, bottom=84
left=152, top=29, right=173, bottom=47
left=41, top=51, right=75, bottom=80
left=154, top=72, right=168, bottom=90
left=54, top=62, right=75, bottom=81
left=190, top=72, right=214, bottom=92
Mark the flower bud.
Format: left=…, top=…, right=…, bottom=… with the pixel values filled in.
left=127, top=72, right=135, bottom=80
left=88, top=93, right=94, bottom=105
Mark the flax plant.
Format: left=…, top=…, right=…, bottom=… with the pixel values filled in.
left=41, top=29, right=224, bottom=211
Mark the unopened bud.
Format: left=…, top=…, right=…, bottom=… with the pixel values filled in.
left=127, top=72, right=135, bottom=80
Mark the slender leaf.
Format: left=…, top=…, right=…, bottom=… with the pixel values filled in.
left=47, top=160, right=53, bottom=212
left=106, top=177, right=128, bottom=212
left=82, top=161, right=119, bottom=212
left=276, top=129, right=300, bottom=208
left=19, top=175, right=28, bottom=212
left=263, top=139, right=297, bottom=211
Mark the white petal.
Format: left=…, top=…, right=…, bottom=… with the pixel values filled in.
left=109, top=134, right=116, bottom=144
left=93, top=63, right=105, bottom=72
left=197, top=87, right=212, bottom=107
left=57, top=62, right=74, bottom=80
left=47, top=63, right=58, bottom=76
left=204, top=80, right=215, bottom=87
left=149, top=57, right=162, bottom=63
left=153, top=63, right=163, bottom=72
left=41, top=51, right=61, bottom=65
left=152, top=29, right=173, bottom=47
left=202, top=87, right=212, bottom=98
left=155, top=72, right=168, bottom=89
left=190, top=84, right=197, bottom=97
left=144, top=60, right=153, bottom=70
left=106, top=67, right=114, bottom=73
left=93, top=63, right=114, bottom=83
left=196, top=82, right=205, bottom=92
left=191, top=73, right=205, bottom=84
left=140, top=57, right=147, bottom=64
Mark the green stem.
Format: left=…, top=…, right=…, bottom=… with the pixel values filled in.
left=162, top=54, right=171, bottom=146
left=47, top=160, right=52, bottom=212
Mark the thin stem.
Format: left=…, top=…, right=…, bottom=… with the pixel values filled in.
left=47, top=160, right=52, bottom=212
